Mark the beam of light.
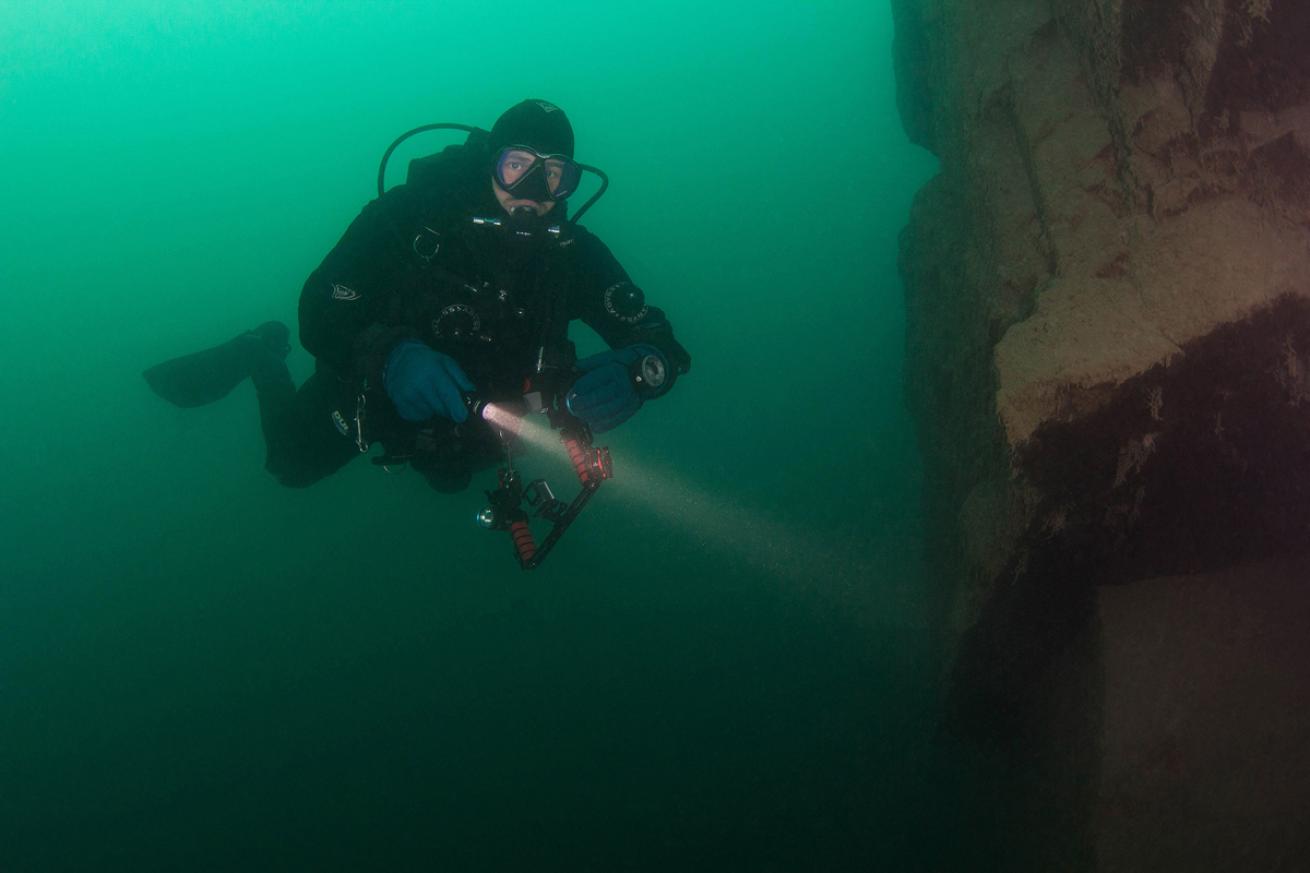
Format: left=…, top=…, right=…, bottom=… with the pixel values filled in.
left=606, top=456, right=847, bottom=580
left=475, top=404, right=908, bottom=626
left=479, top=403, right=559, bottom=454
left=604, top=456, right=918, bottom=630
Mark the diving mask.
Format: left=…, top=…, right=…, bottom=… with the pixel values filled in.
left=493, top=145, right=582, bottom=202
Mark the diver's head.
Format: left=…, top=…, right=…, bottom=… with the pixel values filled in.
left=487, top=99, right=580, bottom=218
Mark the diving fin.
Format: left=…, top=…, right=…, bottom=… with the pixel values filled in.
left=144, top=321, right=291, bottom=408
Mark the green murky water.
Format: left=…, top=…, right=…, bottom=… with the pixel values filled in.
left=1, top=2, right=949, bottom=870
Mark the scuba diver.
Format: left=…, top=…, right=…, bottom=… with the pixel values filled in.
left=145, top=99, right=691, bottom=511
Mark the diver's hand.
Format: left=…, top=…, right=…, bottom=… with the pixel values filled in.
left=566, top=344, right=664, bottom=434
left=384, top=341, right=474, bottom=423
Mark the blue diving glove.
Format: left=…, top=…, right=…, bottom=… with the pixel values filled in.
left=384, top=340, right=474, bottom=423
left=566, top=344, right=667, bottom=434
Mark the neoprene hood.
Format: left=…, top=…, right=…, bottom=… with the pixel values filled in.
left=488, top=99, right=575, bottom=158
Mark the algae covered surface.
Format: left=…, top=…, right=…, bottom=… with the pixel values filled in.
left=1, top=2, right=948, bottom=869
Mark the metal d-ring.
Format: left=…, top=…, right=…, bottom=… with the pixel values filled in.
left=412, top=226, right=441, bottom=263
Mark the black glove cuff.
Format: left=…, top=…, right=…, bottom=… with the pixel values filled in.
left=353, top=323, right=421, bottom=390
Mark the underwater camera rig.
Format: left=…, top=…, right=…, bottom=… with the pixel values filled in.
left=466, top=388, right=613, bottom=571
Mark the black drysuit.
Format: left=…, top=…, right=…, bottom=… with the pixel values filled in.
left=260, top=142, right=691, bottom=489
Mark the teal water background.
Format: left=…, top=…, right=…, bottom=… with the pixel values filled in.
left=2, top=2, right=944, bottom=870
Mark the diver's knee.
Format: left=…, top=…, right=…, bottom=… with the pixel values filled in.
left=274, top=472, right=319, bottom=489
left=265, top=458, right=323, bottom=489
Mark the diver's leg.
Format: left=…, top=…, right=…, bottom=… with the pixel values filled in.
left=145, top=322, right=356, bottom=486
left=144, top=322, right=291, bottom=407
left=258, top=368, right=359, bottom=488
